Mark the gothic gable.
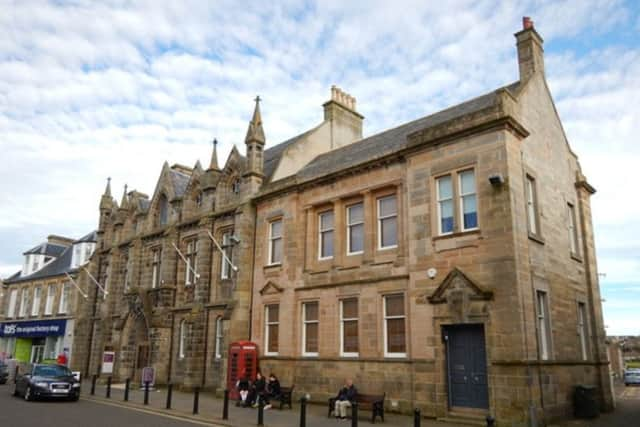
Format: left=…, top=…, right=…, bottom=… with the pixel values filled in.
left=427, top=267, right=493, bottom=304
left=259, top=281, right=284, bottom=296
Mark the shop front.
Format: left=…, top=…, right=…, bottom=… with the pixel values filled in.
left=0, top=319, right=71, bottom=364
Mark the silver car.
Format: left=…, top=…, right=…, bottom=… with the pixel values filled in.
left=624, top=369, right=640, bottom=386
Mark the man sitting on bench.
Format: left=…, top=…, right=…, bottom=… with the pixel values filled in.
left=334, top=378, right=357, bottom=420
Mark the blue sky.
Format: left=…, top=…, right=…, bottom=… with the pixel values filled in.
left=0, top=0, right=638, bottom=335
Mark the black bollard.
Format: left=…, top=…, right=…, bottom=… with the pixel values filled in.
left=299, top=396, right=307, bottom=427
left=166, top=383, right=173, bottom=409
left=193, top=387, right=200, bottom=415
left=222, top=389, right=229, bottom=420
left=414, top=408, right=421, bottom=427
left=14, top=366, right=19, bottom=383
left=124, top=378, right=130, bottom=401
left=106, top=376, right=112, bottom=398
left=351, top=401, right=358, bottom=427
left=91, top=375, right=97, bottom=395
left=144, top=381, right=150, bottom=405
left=257, top=398, right=264, bottom=426
left=486, top=415, right=496, bottom=427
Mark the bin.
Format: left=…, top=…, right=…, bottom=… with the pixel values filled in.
left=573, top=385, right=599, bottom=418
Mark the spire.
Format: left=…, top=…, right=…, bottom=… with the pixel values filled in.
left=100, top=177, right=114, bottom=212
left=209, top=138, right=220, bottom=170
left=104, top=177, right=112, bottom=197
left=119, top=184, right=129, bottom=210
left=245, top=96, right=265, bottom=145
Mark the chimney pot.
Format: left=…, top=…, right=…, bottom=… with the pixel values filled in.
left=523, top=16, right=533, bottom=30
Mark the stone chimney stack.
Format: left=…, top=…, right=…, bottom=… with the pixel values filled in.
left=323, top=86, right=363, bottom=149
left=515, top=16, right=545, bottom=81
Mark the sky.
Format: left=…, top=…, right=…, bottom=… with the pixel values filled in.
left=0, top=0, right=638, bottom=335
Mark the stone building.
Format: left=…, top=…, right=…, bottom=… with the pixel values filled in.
left=70, top=19, right=612, bottom=426
left=1, top=232, right=96, bottom=365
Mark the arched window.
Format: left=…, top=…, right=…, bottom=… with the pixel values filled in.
left=179, top=319, right=187, bottom=359
left=215, top=317, right=224, bottom=359
left=159, top=195, right=169, bottom=225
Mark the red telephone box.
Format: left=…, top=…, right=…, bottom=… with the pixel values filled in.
left=227, top=341, right=258, bottom=399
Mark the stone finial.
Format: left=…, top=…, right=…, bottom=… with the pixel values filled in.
left=120, top=184, right=129, bottom=209
left=209, top=138, right=220, bottom=170
left=522, top=16, right=534, bottom=30
left=329, top=85, right=357, bottom=111
left=245, top=96, right=265, bottom=145
left=104, top=177, right=112, bottom=197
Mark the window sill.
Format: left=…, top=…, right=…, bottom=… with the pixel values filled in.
left=384, top=353, right=408, bottom=359
left=528, top=233, right=545, bottom=245
left=570, top=253, right=583, bottom=263
left=433, top=229, right=480, bottom=241
left=264, top=264, right=282, bottom=273
left=302, top=353, right=319, bottom=358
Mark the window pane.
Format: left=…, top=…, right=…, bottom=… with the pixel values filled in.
left=460, top=170, right=475, bottom=194
left=268, top=305, right=279, bottom=322
left=321, top=230, right=333, bottom=258
left=379, top=196, right=397, bottom=217
left=440, top=200, right=454, bottom=233
left=342, top=299, right=358, bottom=319
left=381, top=217, right=397, bottom=247
left=438, top=176, right=452, bottom=199
left=268, top=325, right=279, bottom=352
left=462, top=195, right=477, bottom=229
left=305, top=302, right=319, bottom=321
left=305, top=323, right=318, bottom=353
left=349, top=223, right=364, bottom=253
left=271, top=220, right=282, bottom=238
left=387, top=318, right=406, bottom=353
left=272, top=238, right=283, bottom=263
left=343, top=320, right=358, bottom=353
left=320, top=211, right=334, bottom=230
left=348, top=203, right=364, bottom=224
left=385, top=294, right=405, bottom=317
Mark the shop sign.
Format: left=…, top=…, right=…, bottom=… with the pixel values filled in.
left=0, top=319, right=66, bottom=338
left=102, top=351, right=115, bottom=375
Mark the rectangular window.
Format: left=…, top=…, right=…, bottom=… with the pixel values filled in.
left=44, top=285, right=55, bottom=315
left=378, top=195, right=398, bottom=249
left=568, top=203, right=579, bottom=256
left=31, top=287, right=41, bottom=316
left=347, top=202, right=364, bottom=255
left=437, top=175, right=454, bottom=234
left=318, top=211, right=334, bottom=259
left=268, top=220, right=283, bottom=265
left=384, top=294, right=406, bottom=357
left=58, top=283, right=70, bottom=314
left=526, top=175, right=539, bottom=236
left=536, top=290, right=552, bottom=360
left=185, top=239, right=198, bottom=285
left=215, top=317, right=224, bottom=359
left=19, top=289, right=29, bottom=317
left=340, top=298, right=359, bottom=357
left=221, top=232, right=233, bottom=279
left=302, top=302, right=319, bottom=356
left=265, top=304, right=279, bottom=355
left=7, top=289, right=17, bottom=318
left=578, top=302, right=589, bottom=360
left=151, top=248, right=162, bottom=289
left=459, top=170, right=478, bottom=230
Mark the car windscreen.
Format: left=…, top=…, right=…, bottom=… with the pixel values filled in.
left=33, top=365, right=72, bottom=378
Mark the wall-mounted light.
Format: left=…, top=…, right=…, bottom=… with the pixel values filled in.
left=488, top=173, right=505, bottom=186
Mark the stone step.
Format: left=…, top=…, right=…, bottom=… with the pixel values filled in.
left=437, top=413, right=488, bottom=426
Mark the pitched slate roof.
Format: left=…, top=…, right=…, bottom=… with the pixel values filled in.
left=23, top=242, right=67, bottom=257
left=170, top=169, right=191, bottom=198
left=5, top=245, right=75, bottom=284
left=75, top=230, right=97, bottom=243
left=296, top=82, right=520, bottom=182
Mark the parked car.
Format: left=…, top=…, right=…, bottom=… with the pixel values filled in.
left=624, top=369, right=640, bottom=386
left=0, top=362, right=8, bottom=385
left=11, top=364, right=80, bottom=401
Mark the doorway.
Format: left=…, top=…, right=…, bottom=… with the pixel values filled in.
left=30, top=338, right=45, bottom=364
left=444, top=324, right=489, bottom=410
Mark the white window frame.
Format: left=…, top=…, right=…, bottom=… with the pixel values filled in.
left=221, top=232, right=233, bottom=279
left=151, top=248, right=161, bottom=289
left=383, top=294, right=407, bottom=358
left=536, top=290, right=552, bottom=360
left=458, top=169, right=478, bottom=232
left=318, top=210, right=334, bottom=260
left=31, top=286, right=41, bottom=317
left=578, top=302, right=589, bottom=361
left=19, top=289, right=29, bottom=318
left=179, top=320, right=187, bottom=359
left=185, top=239, right=198, bottom=286
left=215, top=317, right=224, bottom=359
left=58, top=283, right=70, bottom=314
left=7, top=289, right=18, bottom=318
left=44, top=285, right=55, bottom=315
left=268, top=219, right=283, bottom=266
left=526, top=175, right=539, bottom=236
left=436, top=175, right=454, bottom=236
left=568, top=203, right=579, bottom=256
left=264, top=304, right=279, bottom=356
left=340, top=298, right=359, bottom=357
left=346, top=202, right=364, bottom=256
left=301, top=301, right=319, bottom=357
left=377, top=195, right=398, bottom=250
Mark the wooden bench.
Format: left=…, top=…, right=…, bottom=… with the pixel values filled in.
left=276, top=385, right=294, bottom=409
left=328, top=392, right=385, bottom=423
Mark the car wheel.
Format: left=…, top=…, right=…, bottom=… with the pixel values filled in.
left=24, top=386, right=32, bottom=401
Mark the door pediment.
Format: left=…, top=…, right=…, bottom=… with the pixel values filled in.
left=427, top=267, right=492, bottom=304
left=259, top=281, right=284, bottom=296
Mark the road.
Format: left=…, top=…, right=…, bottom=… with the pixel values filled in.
left=0, top=384, right=210, bottom=427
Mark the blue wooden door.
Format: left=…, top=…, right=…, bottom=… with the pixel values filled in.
left=445, top=324, right=489, bottom=409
